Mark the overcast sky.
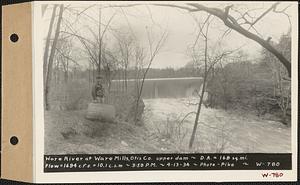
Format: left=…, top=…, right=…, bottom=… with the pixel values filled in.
left=41, top=1, right=296, bottom=69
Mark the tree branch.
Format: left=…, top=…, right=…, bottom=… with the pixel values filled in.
left=251, top=2, right=279, bottom=26
left=185, top=3, right=291, bottom=77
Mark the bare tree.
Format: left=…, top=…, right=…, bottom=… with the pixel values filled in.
left=55, top=37, right=79, bottom=84
left=44, top=4, right=64, bottom=110
left=133, top=28, right=168, bottom=124
left=188, top=15, right=235, bottom=149
left=61, top=5, right=117, bottom=77
left=43, top=5, right=58, bottom=85
left=115, top=33, right=135, bottom=92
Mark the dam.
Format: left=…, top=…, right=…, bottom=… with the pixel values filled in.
left=111, top=77, right=204, bottom=99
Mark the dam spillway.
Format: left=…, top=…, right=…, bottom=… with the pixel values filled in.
left=111, top=77, right=203, bottom=99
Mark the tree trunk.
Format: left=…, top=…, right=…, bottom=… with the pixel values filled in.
left=43, top=5, right=57, bottom=85
left=63, top=60, right=69, bottom=84
left=189, top=74, right=207, bottom=149
left=44, top=5, right=64, bottom=110
left=282, top=108, right=287, bottom=124
left=64, top=71, right=68, bottom=84
left=189, top=27, right=208, bottom=149
left=124, top=68, right=128, bottom=92
left=88, top=63, right=91, bottom=89
left=92, top=64, right=95, bottom=83
left=134, top=76, right=145, bottom=125
left=98, top=6, right=102, bottom=76
left=64, top=60, right=69, bottom=83
left=54, top=60, right=60, bottom=86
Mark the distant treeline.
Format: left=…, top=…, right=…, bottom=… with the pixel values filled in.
left=64, top=66, right=201, bottom=81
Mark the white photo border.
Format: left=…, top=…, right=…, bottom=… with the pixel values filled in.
left=32, top=1, right=298, bottom=183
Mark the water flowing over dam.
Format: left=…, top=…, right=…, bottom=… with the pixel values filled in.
left=111, top=77, right=203, bottom=99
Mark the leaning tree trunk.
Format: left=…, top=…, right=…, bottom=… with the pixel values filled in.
left=189, top=30, right=209, bottom=149
left=44, top=4, right=64, bottom=110
left=189, top=74, right=208, bottom=149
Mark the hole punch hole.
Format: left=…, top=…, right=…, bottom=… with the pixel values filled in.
left=10, top=136, right=19, bottom=145
left=10, top=33, right=19, bottom=42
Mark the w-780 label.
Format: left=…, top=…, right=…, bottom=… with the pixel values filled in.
left=261, top=172, right=284, bottom=178
left=256, top=161, right=281, bottom=167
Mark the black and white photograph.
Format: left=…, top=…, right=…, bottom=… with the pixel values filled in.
left=41, top=1, right=295, bottom=157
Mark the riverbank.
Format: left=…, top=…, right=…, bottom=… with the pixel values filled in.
left=45, top=98, right=291, bottom=154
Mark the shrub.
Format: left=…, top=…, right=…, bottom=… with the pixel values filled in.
left=153, top=114, right=188, bottom=150
left=49, top=79, right=91, bottom=111
left=106, top=90, right=145, bottom=124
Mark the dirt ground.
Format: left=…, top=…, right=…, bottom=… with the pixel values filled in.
left=45, top=98, right=291, bottom=154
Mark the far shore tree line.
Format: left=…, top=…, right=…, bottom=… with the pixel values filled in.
left=43, top=2, right=292, bottom=149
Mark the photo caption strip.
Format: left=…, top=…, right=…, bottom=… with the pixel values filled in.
left=44, top=153, right=291, bottom=172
